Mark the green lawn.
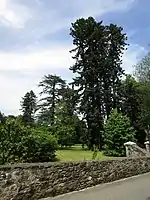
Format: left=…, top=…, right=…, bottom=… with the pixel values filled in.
left=56, top=145, right=109, bottom=162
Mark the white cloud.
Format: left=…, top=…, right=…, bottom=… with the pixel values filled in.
left=122, top=44, right=147, bottom=74
left=0, top=43, right=146, bottom=115
left=0, top=0, right=31, bottom=28
left=69, top=0, right=134, bottom=16
left=0, top=0, right=134, bottom=30
left=0, top=45, right=73, bottom=115
left=25, top=0, right=136, bottom=38
left=0, top=45, right=73, bottom=71
left=0, top=0, right=141, bottom=115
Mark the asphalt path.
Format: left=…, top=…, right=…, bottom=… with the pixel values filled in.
left=42, top=173, right=150, bottom=200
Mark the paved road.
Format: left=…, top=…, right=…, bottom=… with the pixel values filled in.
left=43, top=173, right=150, bottom=200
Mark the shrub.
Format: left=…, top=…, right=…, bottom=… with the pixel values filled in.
left=23, top=129, right=58, bottom=162
left=103, top=109, right=135, bottom=157
left=0, top=119, right=58, bottom=164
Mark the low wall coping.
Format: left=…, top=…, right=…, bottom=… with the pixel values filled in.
left=0, top=157, right=150, bottom=170
left=124, top=141, right=136, bottom=146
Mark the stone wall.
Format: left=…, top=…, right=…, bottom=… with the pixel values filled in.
left=124, top=141, right=150, bottom=157
left=0, top=157, right=150, bottom=200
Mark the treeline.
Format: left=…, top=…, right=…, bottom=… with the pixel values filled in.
left=1, top=17, right=150, bottom=164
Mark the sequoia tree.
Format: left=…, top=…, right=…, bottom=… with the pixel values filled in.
left=70, top=17, right=127, bottom=149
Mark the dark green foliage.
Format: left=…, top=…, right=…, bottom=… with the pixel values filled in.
left=38, top=74, right=66, bottom=126
left=70, top=17, right=127, bottom=149
left=137, top=81, right=150, bottom=143
left=60, top=85, right=79, bottom=116
left=76, top=119, right=88, bottom=146
left=2, top=16, right=150, bottom=163
left=103, top=109, right=135, bottom=156
left=38, top=77, right=80, bottom=147
left=23, top=128, right=58, bottom=163
left=134, top=52, right=150, bottom=143
left=0, top=112, right=5, bottom=124
left=0, top=118, right=58, bottom=164
left=53, top=85, right=86, bottom=147
left=121, top=75, right=140, bottom=125
left=120, top=75, right=145, bottom=145
left=20, top=90, right=37, bottom=126
left=53, top=101, right=78, bottom=147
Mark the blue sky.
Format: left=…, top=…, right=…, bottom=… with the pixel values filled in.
left=0, top=0, right=149, bottom=115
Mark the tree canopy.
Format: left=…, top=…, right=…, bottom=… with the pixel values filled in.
left=1, top=16, right=150, bottom=163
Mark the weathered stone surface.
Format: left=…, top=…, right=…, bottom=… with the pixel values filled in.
left=124, top=142, right=150, bottom=157
left=0, top=157, right=150, bottom=200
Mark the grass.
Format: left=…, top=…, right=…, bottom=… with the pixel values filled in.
left=56, top=145, right=109, bottom=162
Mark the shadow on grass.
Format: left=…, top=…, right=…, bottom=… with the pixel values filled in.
left=51, top=157, right=61, bottom=162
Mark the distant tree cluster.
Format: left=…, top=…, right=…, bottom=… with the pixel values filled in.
left=1, top=16, right=150, bottom=164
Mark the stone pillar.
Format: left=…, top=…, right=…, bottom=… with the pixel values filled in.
left=144, top=141, right=150, bottom=152
left=124, top=141, right=136, bottom=157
